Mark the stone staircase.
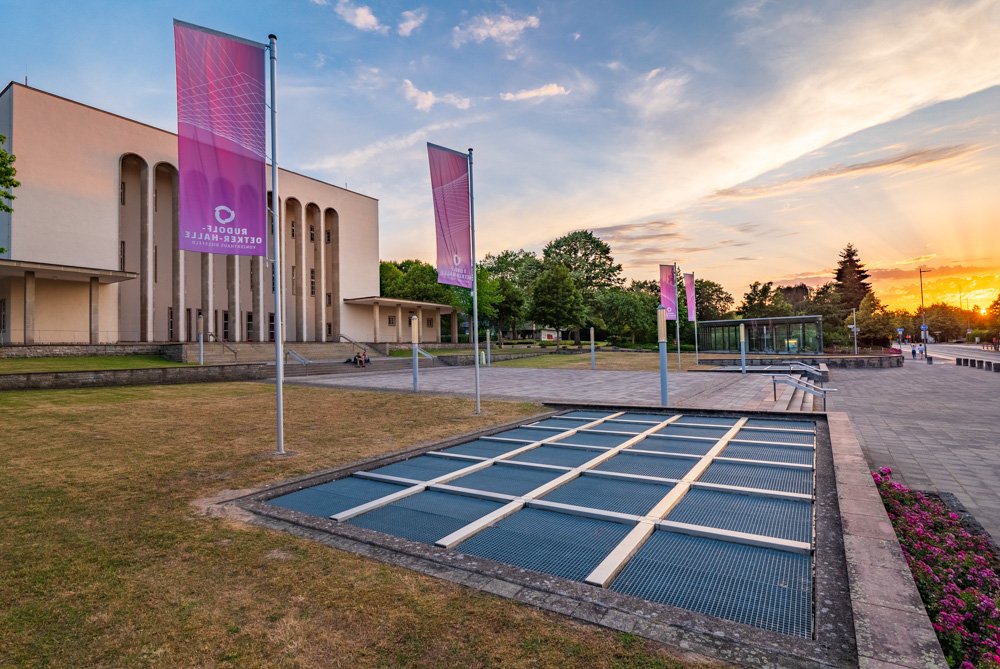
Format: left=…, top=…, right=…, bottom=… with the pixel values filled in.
left=770, top=373, right=816, bottom=412
left=281, top=356, right=436, bottom=378
left=176, top=341, right=364, bottom=365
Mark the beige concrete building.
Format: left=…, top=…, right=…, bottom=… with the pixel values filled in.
left=0, top=82, right=453, bottom=347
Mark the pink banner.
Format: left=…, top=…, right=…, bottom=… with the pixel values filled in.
left=684, top=273, right=696, bottom=322
left=174, top=21, right=267, bottom=256
left=660, top=264, right=677, bottom=321
left=427, top=143, right=472, bottom=288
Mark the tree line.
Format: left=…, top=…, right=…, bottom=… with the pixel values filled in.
left=382, top=234, right=1000, bottom=349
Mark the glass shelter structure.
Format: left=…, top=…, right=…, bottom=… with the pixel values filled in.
left=699, top=315, right=824, bottom=355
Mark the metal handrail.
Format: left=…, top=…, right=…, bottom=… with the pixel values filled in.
left=767, top=374, right=837, bottom=411
left=206, top=332, right=239, bottom=362
left=336, top=333, right=371, bottom=354
left=415, top=347, right=434, bottom=360
left=285, top=350, right=310, bottom=365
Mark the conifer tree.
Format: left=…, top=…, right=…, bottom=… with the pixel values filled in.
left=834, top=243, right=872, bottom=312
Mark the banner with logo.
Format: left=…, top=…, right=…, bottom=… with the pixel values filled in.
left=684, top=272, right=696, bottom=321
left=427, top=143, right=473, bottom=289
left=174, top=20, right=267, bottom=255
left=660, top=264, right=677, bottom=320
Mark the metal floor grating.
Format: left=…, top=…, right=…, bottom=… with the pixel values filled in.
left=509, top=445, right=600, bottom=468
left=633, top=435, right=714, bottom=456
left=666, top=489, right=813, bottom=542
left=656, top=424, right=731, bottom=439
left=458, top=508, right=633, bottom=582
left=619, top=412, right=674, bottom=422
left=347, top=490, right=504, bottom=545
left=369, top=454, right=474, bottom=481
left=743, top=418, right=815, bottom=431
left=557, top=430, right=634, bottom=448
left=441, top=439, right=520, bottom=459
left=601, top=419, right=659, bottom=433
left=448, top=463, right=563, bottom=496
left=699, top=461, right=814, bottom=496
left=531, top=417, right=596, bottom=430
left=610, top=530, right=813, bottom=637
left=266, top=477, right=406, bottom=517
left=595, top=452, right=694, bottom=480
left=733, top=429, right=815, bottom=446
left=541, top=474, right=674, bottom=516
left=561, top=410, right=617, bottom=419
left=675, top=416, right=740, bottom=427
left=487, top=426, right=562, bottom=442
left=721, top=443, right=814, bottom=466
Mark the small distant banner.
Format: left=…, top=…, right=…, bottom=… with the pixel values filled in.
left=174, top=20, right=267, bottom=256
left=427, top=143, right=472, bottom=289
left=684, top=273, right=696, bottom=322
left=660, top=264, right=677, bottom=321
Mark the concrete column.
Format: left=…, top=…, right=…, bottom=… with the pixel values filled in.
left=139, top=168, right=153, bottom=341
left=418, top=307, right=424, bottom=344
left=227, top=255, right=241, bottom=342
left=313, top=215, right=325, bottom=342
left=251, top=256, right=265, bottom=342
left=23, top=271, right=35, bottom=345
left=396, top=305, right=403, bottom=342
left=451, top=309, right=459, bottom=344
left=172, top=239, right=186, bottom=342
left=295, top=217, right=306, bottom=342
left=89, top=277, right=100, bottom=344
left=372, top=302, right=380, bottom=343
left=435, top=311, right=441, bottom=343
left=201, top=253, right=214, bottom=337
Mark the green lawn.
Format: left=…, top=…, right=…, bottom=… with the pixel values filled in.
left=495, top=350, right=702, bottom=372
left=0, top=383, right=703, bottom=668
left=0, top=355, right=190, bottom=374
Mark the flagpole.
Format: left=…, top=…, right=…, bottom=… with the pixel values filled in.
left=269, top=34, right=286, bottom=455
left=674, top=264, right=681, bottom=371
left=468, top=148, right=480, bottom=415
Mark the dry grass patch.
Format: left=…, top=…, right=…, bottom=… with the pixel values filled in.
left=495, top=351, right=703, bottom=372
left=0, top=355, right=191, bottom=374
left=0, top=383, right=711, bottom=668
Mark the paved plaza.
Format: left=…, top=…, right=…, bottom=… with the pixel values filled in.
left=288, top=365, right=794, bottom=410
left=826, top=345, right=1000, bottom=539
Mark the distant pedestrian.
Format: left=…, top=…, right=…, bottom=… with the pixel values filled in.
left=911, top=344, right=917, bottom=360
left=918, top=344, right=925, bottom=359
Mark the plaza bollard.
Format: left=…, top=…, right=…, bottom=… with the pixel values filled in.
left=956, top=358, right=963, bottom=366
left=993, top=362, right=1000, bottom=373
left=962, top=358, right=969, bottom=366
left=926, top=356, right=933, bottom=364
left=986, top=361, right=994, bottom=371
left=977, top=360, right=984, bottom=369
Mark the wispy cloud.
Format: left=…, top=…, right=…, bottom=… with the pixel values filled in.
left=402, top=79, right=471, bottom=112
left=623, top=68, right=690, bottom=119
left=334, top=0, right=388, bottom=34
left=499, top=83, right=569, bottom=102
left=712, top=145, right=975, bottom=200
left=398, top=8, right=427, bottom=37
left=896, top=254, right=937, bottom=265
left=453, top=12, right=540, bottom=51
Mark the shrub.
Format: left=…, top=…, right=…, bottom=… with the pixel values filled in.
left=874, top=468, right=1000, bottom=668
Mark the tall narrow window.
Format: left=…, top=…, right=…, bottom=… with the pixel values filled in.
left=427, top=317, right=434, bottom=328
left=291, top=266, right=296, bottom=295
left=271, top=266, right=275, bottom=293
left=153, top=189, right=157, bottom=212
left=310, top=226, right=315, bottom=242
left=325, top=230, right=331, bottom=244
left=120, top=181, right=125, bottom=205
left=310, top=268, right=315, bottom=296
left=168, top=308, right=174, bottom=341
left=291, top=221, right=295, bottom=238
left=268, top=313, right=275, bottom=341
left=326, top=293, right=332, bottom=307
left=246, top=312, right=253, bottom=340
left=249, top=261, right=254, bottom=286
left=387, top=315, right=395, bottom=326
left=223, top=312, right=230, bottom=340
left=326, top=322, right=332, bottom=337
left=120, top=241, right=125, bottom=271
left=153, top=246, right=157, bottom=283
left=0, top=299, right=7, bottom=335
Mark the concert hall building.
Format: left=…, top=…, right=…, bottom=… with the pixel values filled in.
left=0, top=82, right=452, bottom=347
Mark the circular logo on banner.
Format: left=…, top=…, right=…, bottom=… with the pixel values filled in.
left=453, top=253, right=462, bottom=266
left=214, top=205, right=236, bottom=224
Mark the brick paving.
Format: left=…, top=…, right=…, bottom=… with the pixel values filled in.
left=826, top=348, right=1000, bottom=539
left=287, top=366, right=793, bottom=410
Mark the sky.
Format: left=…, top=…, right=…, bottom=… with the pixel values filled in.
left=4, top=0, right=1000, bottom=312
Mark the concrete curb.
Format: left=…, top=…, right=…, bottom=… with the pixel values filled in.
left=826, top=412, right=948, bottom=669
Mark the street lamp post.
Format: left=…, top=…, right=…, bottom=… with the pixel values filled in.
left=919, top=268, right=932, bottom=354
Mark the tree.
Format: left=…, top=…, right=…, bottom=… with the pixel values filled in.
left=379, top=261, right=404, bottom=296
left=528, top=264, right=585, bottom=343
left=543, top=231, right=623, bottom=342
left=856, top=293, right=894, bottom=344
left=694, top=279, right=734, bottom=321
left=834, top=243, right=872, bottom=312
left=738, top=282, right=793, bottom=318
left=493, top=277, right=526, bottom=340
left=777, top=283, right=811, bottom=313
left=600, top=284, right=657, bottom=345
left=381, top=260, right=455, bottom=305
left=0, top=134, right=18, bottom=254
left=481, top=249, right=542, bottom=288
left=452, top=265, right=504, bottom=324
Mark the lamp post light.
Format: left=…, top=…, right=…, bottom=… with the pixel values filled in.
left=919, top=267, right=932, bottom=353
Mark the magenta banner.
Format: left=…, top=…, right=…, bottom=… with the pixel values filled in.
left=684, top=273, right=696, bottom=321
left=660, top=264, right=677, bottom=321
left=427, top=143, right=472, bottom=288
left=174, top=20, right=267, bottom=256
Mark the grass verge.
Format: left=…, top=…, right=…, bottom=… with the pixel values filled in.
left=494, top=350, right=703, bottom=372
left=0, top=383, right=705, bottom=668
left=0, top=355, right=189, bottom=374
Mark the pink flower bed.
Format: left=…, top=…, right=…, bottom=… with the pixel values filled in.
left=874, top=467, right=1000, bottom=668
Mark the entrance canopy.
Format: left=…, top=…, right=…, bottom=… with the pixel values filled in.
left=699, top=315, right=824, bottom=355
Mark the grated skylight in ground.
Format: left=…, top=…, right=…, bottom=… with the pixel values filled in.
left=267, top=410, right=817, bottom=637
